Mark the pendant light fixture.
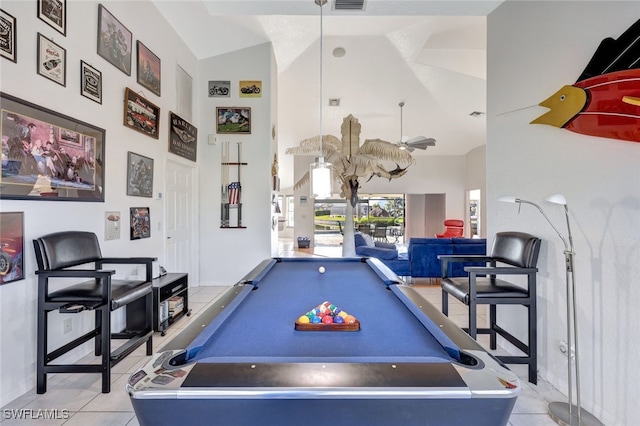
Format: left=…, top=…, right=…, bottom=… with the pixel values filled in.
left=309, top=0, right=333, bottom=199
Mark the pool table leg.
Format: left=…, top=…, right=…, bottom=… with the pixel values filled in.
left=441, top=290, right=449, bottom=316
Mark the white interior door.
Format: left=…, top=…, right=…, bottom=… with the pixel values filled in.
left=165, top=160, right=194, bottom=278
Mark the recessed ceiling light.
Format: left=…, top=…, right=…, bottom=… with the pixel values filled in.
left=469, top=111, right=485, bottom=117
left=332, top=47, right=346, bottom=58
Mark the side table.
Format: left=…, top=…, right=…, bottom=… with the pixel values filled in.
left=152, top=273, right=191, bottom=336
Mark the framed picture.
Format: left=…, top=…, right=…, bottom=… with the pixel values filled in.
left=239, top=80, right=262, bottom=98
left=37, top=0, right=66, bottom=36
left=37, top=33, right=66, bottom=86
left=0, top=9, right=17, bottom=63
left=124, top=87, right=160, bottom=139
left=97, top=4, right=132, bottom=75
left=137, top=41, right=161, bottom=97
left=127, top=152, right=154, bottom=197
left=169, top=111, right=197, bottom=162
left=216, top=107, right=251, bottom=134
left=208, top=80, right=230, bottom=97
left=80, top=60, right=102, bottom=104
left=0, top=92, right=105, bottom=201
left=130, top=207, right=151, bottom=240
left=0, top=212, right=24, bottom=285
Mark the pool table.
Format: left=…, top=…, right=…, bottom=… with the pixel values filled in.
left=128, top=258, right=520, bottom=426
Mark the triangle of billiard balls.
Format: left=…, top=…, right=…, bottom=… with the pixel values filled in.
left=295, top=301, right=359, bottom=331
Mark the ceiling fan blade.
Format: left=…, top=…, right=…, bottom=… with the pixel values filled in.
left=405, top=136, right=436, bottom=150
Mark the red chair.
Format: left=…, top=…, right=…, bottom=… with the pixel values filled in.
left=435, top=219, right=464, bottom=238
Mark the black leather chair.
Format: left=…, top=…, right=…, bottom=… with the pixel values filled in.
left=33, top=231, right=155, bottom=393
left=439, top=231, right=541, bottom=384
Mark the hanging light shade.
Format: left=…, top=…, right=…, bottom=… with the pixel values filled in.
left=310, top=0, right=332, bottom=199
left=310, top=156, right=332, bottom=199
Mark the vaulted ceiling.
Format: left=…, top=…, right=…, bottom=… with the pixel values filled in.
left=152, top=0, right=504, bottom=189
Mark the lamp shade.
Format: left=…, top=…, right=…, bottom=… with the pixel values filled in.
left=310, top=157, right=332, bottom=199
left=498, top=195, right=518, bottom=203
left=545, top=193, right=567, bottom=205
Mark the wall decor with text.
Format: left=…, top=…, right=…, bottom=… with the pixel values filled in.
left=169, top=111, right=197, bottom=162
left=37, top=33, right=66, bottom=86
left=0, top=9, right=17, bottom=63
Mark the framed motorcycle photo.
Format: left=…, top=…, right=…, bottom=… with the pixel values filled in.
left=0, top=212, right=24, bottom=285
left=136, top=41, right=160, bottom=97
left=97, top=4, right=132, bottom=76
left=126, top=152, right=153, bottom=197
left=239, top=80, right=262, bottom=98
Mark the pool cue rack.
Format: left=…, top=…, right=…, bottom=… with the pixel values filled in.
left=221, top=141, right=247, bottom=228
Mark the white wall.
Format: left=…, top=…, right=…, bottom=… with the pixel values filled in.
left=488, top=2, right=640, bottom=424
left=0, top=0, right=198, bottom=406
left=196, top=43, right=276, bottom=285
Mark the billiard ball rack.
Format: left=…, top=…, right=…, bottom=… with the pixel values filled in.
left=294, top=301, right=360, bottom=331
left=295, top=320, right=360, bottom=331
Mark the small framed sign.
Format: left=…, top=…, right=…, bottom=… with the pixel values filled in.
left=37, top=33, right=66, bottom=86
left=0, top=9, right=17, bottom=63
left=80, top=60, right=102, bottom=104
left=169, top=112, right=197, bottom=162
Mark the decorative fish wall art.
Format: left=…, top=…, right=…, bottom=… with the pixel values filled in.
left=531, top=19, right=640, bottom=143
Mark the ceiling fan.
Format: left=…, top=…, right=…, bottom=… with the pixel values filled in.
left=397, top=101, right=436, bottom=152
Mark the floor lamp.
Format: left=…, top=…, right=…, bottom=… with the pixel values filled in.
left=499, top=195, right=602, bottom=426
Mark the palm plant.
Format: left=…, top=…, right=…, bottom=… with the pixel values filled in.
left=286, top=114, right=414, bottom=256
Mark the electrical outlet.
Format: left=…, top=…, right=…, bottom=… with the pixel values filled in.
left=63, top=318, right=72, bottom=334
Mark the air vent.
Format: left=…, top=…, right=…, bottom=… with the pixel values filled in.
left=334, top=0, right=366, bottom=11
left=328, top=98, right=340, bottom=106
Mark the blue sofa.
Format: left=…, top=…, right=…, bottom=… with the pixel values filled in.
left=354, top=233, right=411, bottom=276
left=408, top=237, right=486, bottom=278
left=354, top=233, right=486, bottom=278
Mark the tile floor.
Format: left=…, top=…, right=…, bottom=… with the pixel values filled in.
left=1, top=240, right=567, bottom=425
